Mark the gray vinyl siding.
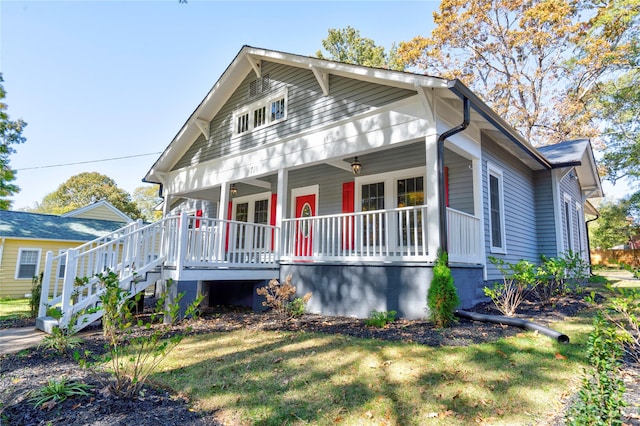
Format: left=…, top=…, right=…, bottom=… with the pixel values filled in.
left=173, top=61, right=415, bottom=171
left=533, top=170, right=557, bottom=258
left=481, top=135, right=538, bottom=282
left=445, top=150, right=474, bottom=215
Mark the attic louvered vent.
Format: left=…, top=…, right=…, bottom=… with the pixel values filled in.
left=249, top=74, right=270, bottom=97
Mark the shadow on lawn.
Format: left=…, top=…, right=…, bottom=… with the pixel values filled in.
left=150, top=322, right=591, bottom=425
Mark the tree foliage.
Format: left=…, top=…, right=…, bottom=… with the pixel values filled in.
left=396, top=0, right=639, bottom=145
left=0, top=73, right=27, bottom=210
left=316, top=26, right=403, bottom=71
left=589, top=196, right=640, bottom=249
left=594, top=68, right=640, bottom=184
left=132, top=185, right=162, bottom=222
left=33, top=172, right=142, bottom=219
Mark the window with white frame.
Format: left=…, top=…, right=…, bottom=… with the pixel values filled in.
left=575, top=202, right=583, bottom=254
left=58, top=249, right=67, bottom=279
left=564, top=194, right=574, bottom=252
left=15, top=248, right=41, bottom=279
left=488, top=164, right=506, bottom=253
left=356, top=168, right=426, bottom=249
left=232, top=89, right=288, bottom=136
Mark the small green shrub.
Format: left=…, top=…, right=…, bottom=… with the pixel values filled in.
left=29, top=273, right=43, bottom=318
left=427, top=250, right=459, bottom=328
left=566, top=312, right=626, bottom=425
left=84, top=271, right=204, bottom=399
left=604, top=285, right=640, bottom=365
left=484, top=257, right=537, bottom=316
left=28, top=377, right=92, bottom=409
left=365, top=310, right=397, bottom=328
left=287, top=294, right=312, bottom=317
left=39, top=325, right=84, bottom=356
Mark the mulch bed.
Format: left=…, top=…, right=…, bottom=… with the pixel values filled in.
left=1, top=294, right=638, bottom=425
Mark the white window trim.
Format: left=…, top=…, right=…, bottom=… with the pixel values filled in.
left=575, top=201, right=584, bottom=254
left=354, top=167, right=425, bottom=212
left=487, top=163, right=507, bottom=254
left=232, top=191, right=272, bottom=224
left=58, top=249, right=68, bottom=279
left=232, top=88, right=288, bottom=137
left=563, top=193, right=574, bottom=253
left=15, top=248, right=42, bottom=280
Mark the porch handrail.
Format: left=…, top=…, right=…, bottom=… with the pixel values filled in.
left=39, top=217, right=173, bottom=328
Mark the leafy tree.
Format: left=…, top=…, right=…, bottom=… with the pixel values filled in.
left=132, top=185, right=162, bottom=222
left=316, top=26, right=403, bottom=71
left=594, top=68, right=640, bottom=184
left=33, top=172, right=142, bottom=219
left=589, top=197, right=640, bottom=249
left=396, top=0, right=639, bottom=145
left=0, top=73, right=27, bottom=210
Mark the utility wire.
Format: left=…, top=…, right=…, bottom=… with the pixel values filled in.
left=16, top=152, right=163, bottom=171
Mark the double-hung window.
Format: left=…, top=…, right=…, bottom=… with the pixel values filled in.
left=16, top=248, right=41, bottom=279
left=488, top=163, right=506, bottom=253
left=232, top=88, right=288, bottom=136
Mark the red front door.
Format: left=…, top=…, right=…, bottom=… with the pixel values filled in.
left=295, top=194, right=316, bottom=257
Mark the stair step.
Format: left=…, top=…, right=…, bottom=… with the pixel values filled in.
left=35, top=317, right=59, bottom=334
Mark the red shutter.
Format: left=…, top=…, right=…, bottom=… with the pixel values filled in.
left=195, top=209, right=202, bottom=228
left=270, top=193, right=277, bottom=250
left=342, top=182, right=355, bottom=249
left=225, top=202, right=232, bottom=251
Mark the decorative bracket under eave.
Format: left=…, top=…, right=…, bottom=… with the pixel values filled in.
left=415, top=85, right=435, bottom=122
left=310, top=65, right=330, bottom=96
left=246, top=55, right=261, bottom=78
left=194, top=118, right=210, bottom=141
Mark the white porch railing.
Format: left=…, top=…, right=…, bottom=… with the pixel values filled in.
left=39, top=213, right=279, bottom=331
left=447, top=207, right=483, bottom=264
left=280, top=206, right=483, bottom=264
left=281, top=206, right=429, bottom=262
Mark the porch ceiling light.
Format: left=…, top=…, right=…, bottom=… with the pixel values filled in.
left=351, top=157, right=362, bottom=175
left=230, top=184, right=238, bottom=197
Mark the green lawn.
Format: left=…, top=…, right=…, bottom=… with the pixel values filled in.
left=0, top=298, right=32, bottom=321
left=147, top=308, right=595, bottom=425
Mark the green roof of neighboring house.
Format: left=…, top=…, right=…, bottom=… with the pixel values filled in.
left=0, top=210, right=126, bottom=241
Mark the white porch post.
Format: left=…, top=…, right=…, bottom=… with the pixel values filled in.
left=425, top=133, right=440, bottom=260
left=162, top=193, right=172, bottom=218
left=217, top=182, right=230, bottom=261
left=275, top=168, right=288, bottom=258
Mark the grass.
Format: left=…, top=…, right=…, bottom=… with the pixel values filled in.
left=0, top=298, right=31, bottom=321
left=146, top=311, right=595, bottom=425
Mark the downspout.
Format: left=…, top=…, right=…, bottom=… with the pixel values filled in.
left=437, top=96, right=470, bottom=256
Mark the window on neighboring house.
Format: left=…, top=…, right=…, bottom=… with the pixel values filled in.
left=488, top=165, right=506, bottom=253
left=575, top=202, right=583, bottom=254
left=58, top=250, right=67, bottom=279
left=232, top=88, right=288, bottom=136
left=16, top=249, right=41, bottom=279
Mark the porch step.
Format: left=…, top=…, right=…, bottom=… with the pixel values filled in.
left=35, top=317, right=59, bottom=334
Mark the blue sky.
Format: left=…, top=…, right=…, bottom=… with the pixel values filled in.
left=1, top=0, right=631, bottom=210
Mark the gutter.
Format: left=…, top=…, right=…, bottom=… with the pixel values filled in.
left=446, top=80, right=552, bottom=170
left=437, top=96, right=470, bottom=255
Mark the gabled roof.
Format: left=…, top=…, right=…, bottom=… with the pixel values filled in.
left=62, top=200, right=133, bottom=223
left=144, top=46, right=601, bottom=190
left=538, top=139, right=603, bottom=198
left=0, top=210, right=126, bottom=241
